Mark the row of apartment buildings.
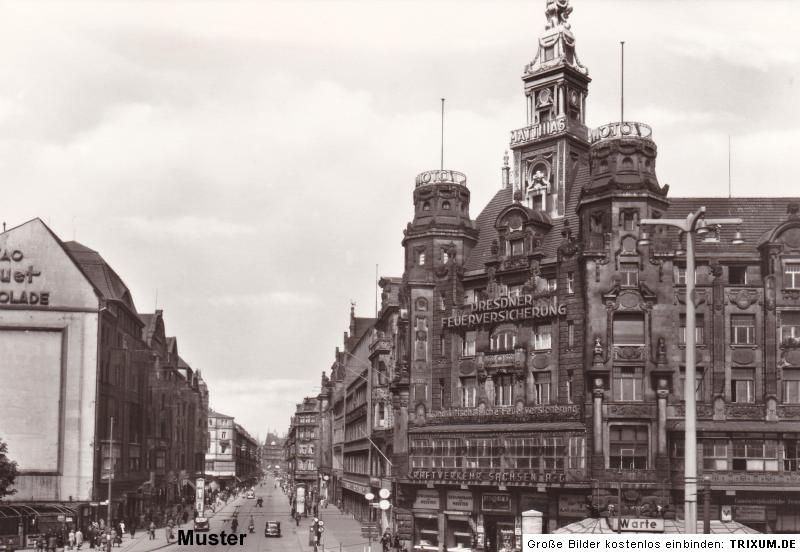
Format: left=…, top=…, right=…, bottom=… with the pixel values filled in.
left=285, top=0, right=800, bottom=546
left=0, top=219, right=256, bottom=543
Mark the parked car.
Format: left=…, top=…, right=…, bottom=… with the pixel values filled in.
left=246, top=490, right=255, bottom=499
left=194, top=517, right=210, bottom=532
left=264, top=521, right=281, bottom=538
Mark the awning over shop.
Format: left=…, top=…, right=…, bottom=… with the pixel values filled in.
left=553, top=518, right=759, bottom=534
left=0, top=504, right=77, bottom=519
left=409, top=422, right=584, bottom=434
left=669, top=421, right=800, bottom=433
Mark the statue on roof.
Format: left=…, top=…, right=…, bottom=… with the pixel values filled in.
left=545, top=0, right=572, bottom=30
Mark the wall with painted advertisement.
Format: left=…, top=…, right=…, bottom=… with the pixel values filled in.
left=0, top=219, right=100, bottom=502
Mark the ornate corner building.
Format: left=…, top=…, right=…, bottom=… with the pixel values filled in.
left=373, top=0, right=800, bottom=544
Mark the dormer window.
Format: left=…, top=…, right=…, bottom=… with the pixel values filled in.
left=508, top=239, right=524, bottom=256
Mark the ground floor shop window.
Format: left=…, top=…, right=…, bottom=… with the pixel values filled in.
left=446, top=518, right=473, bottom=551
left=413, top=517, right=439, bottom=551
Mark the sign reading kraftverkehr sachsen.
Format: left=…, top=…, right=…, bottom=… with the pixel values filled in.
left=442, top=295, right=566, bottom=329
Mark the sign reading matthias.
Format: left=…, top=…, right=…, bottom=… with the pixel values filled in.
left=443, top=295, right=566, bottom=329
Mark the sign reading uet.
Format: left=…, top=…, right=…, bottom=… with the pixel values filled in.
left=443, top=295, right=566, bottom=328
left=0, top=248, right=50, bottom=306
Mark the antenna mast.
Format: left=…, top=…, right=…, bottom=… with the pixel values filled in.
left=440, top=98, right=445, bottom=170
left=620, top=41, right=625, bottom=122
left=728, top=135, right=732, bottom=198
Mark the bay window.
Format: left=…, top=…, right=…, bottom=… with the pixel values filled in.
left=731, top=315, right=756, bottom=345
left=732, top=439, right=778, bottom=472
left=609, top=426, right=648, bottom=469
left=533, top=323, right=552, bottom=350
left=494, top=374, right=513, bottom=406
left=731, top=368, right=755, bottom=403
left=614, top=366, right=643, bottom=401
left=613, top=313, right=645, bottom=345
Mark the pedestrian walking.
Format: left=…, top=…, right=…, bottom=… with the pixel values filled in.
left=35, top=535, right=44, bottom=552
left=392, top=534, right=400, bottom=552
left=295, top=513, right=300, bottom=527
left=381, top=531, right=391, bottom=552
left=182, top=510, right=188, bottom=526
left=119, top=521, right=125, bottom=538
left=128, top=522, right=135, bottom=540
left=68, top=529, right=76, bottom=550
left=6, top=538, right=15, bottom=552
left=48, top=534, right=58, bottom=552
left=75, top=529, right=83, bottom=550
left=148, top=522, right=156, bottom=540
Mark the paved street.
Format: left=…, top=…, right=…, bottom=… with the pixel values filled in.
left=95, top=478, right=373, bottom=552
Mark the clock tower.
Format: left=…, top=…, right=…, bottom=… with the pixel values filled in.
left=509, top=0, right=590, bottom=218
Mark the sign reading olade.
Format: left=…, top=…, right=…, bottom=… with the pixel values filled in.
left=0, top=247, right=51, bottom=306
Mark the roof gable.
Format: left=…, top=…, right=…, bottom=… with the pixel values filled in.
left=0, top=218, right=98, bottom=310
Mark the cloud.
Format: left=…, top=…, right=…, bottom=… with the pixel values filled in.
left=207, top=291, right=317, bottom=308
left=120, top=215, right=257, bottom=240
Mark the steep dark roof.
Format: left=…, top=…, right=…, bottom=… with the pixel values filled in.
left=665, top=197, right=799, bottom=256
left=463, top=187, right=514, bottom=272
left=346, top=316, right=376, bottom=350
left=463, top=159, right=590, bottom=273
left=208, top=410, right=234, bottom=419
left=63, top=241, right=140, bottom=317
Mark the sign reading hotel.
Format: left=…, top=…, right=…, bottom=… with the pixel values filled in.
left=509, top=115, right=567, bottom=146
left=443, top=294, right=566, bottom=329
left=589, top=121, right=653, bottom=144
left=0, top=247, right=50, bottom=306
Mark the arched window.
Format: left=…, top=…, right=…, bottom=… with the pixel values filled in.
left=490, top=326, right=517, bottom=352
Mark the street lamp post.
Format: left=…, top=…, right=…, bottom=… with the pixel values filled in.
left=639, top=207, right=742, bottom=533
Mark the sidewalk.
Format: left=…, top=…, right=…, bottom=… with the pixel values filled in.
left=312, top=506, right=375, bottom=552
left=20, top=499, right=242, bottom=552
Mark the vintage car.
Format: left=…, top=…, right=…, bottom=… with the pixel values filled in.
left=264, top=520, right=281, bottom=538
left=194, top=517, right=210, bottom=532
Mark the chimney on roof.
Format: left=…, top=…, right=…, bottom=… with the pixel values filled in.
left=501, top=151, right=510, bottom=189
left=349, top=301, right=356, bottom=337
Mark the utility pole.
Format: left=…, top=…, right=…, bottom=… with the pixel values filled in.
left=107, top=416, right=114, bottom=529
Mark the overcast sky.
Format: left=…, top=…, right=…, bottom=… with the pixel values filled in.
left=1, top=0, right=798, bottom=439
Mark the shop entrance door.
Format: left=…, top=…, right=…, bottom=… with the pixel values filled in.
left=484, top=517, right=515, bottom=552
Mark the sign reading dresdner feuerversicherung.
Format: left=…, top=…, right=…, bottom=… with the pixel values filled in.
left=443, top=295, right=566, bottom=328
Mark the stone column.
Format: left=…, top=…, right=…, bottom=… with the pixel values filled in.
left=593, top=377, right=604, bottom=455
left=656, top=378, right=669, bottom=456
